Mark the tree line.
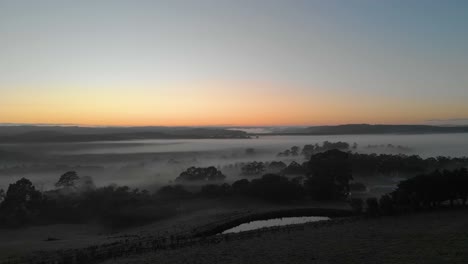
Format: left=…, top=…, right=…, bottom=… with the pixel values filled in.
left=359, top=168, right=468, bottom=217
left=1, top=149, right=467, bottom=227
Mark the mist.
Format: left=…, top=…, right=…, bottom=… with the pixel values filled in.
left=2, top=133, right=468, bottom=192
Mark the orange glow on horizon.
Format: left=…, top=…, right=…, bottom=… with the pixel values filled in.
left=2, top=81, right=468, bottom=127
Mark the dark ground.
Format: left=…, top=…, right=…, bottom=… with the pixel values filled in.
left=103, top=209, right=468, bottom=264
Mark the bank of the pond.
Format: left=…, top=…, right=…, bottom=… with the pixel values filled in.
left=195, top=207, right=353, bottom=237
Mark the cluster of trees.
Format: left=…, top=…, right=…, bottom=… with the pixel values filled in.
left=223, top=161, right=290, bottom=175
left=301, top=141, right=352, bottom=159
left=0, top=178, right=43, bottom=226
left=267, top=161, right=287, bottom=172
left=0, top=148, right=355, bottom=227
left=4, top=146, right=467, bottom=228
left=193, top=174, right=305, bottom=202
left=353, top=168, right=468, bottom=217
left=276, top=141, right=353, bottom=159
left=281, top=161, right=306, bottom=175
left=175, top=166, right=226, bottom=182
left=241, top=161, right=266, bottom=176
left=240, top=160, right=305, bottom=176
left=247, top=152, right=468, bottom=179
left=277, top=146, right=301, bottom=157
left=305, top=149, right=353, bottom=200
left=364, top=144, right=411, bottom=152
left=392, top=168, right=468, bottom=208
left=349, top=153, right=468, bottom=176
left=0, top=172, right=177, bottom=228
left=167, top=150, right=353, bottom=202
left=239, top=151, right=467, bottom=180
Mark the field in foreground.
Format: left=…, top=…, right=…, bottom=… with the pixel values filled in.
left=104, top=209, right=468, bottom=264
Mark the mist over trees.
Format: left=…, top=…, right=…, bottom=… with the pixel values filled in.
left=175, top=166, right=226, bottom=182
left=241, top=162, right=266, bottom=176
left=1, top=143, right=468, bottom=229
left=0, top=174, right=177, bottom=228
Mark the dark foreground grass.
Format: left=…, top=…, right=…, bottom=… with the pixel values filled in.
left=105, top=209, right=468, bottom=264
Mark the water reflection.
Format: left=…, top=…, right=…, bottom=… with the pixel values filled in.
left=222, top=216, right=330, bottom=234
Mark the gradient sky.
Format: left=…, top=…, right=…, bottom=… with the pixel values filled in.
left=1, top=0, right=468, bottom=126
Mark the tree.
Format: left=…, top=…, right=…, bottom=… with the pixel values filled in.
left=0, top=178, right=42, bottom=226
left=301, top=144, right=316, bottom=159
left=241, top=162, right=265, bottom=176
left=267, top=161, right=287, bottom=173
left=281, top=161, right=306, bottom=175
left=55, top=171, right=80, bottom=189
left=290, top=146, right=300, bottom=156
left=304, top=149, right=353, bottom=200
left=176, top=166, right=226, bottom=182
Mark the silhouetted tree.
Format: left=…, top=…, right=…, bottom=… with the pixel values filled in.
left=241, top=162, right=265, bottom=176
left=176, top=166, right=226, bottom=182
left=55, top=171, right=80, bottom=189
left=301, top=144, right=316, bottom=159
left=277, top=149, right=291, bottom=157
left=267, top=161, right=287, bottom=172
left=305, top=150, right=353, bottom=200
left=0, top=178, right=42, bottom=226
left=392, top=167, right=468, bottom=209
left=290, top=146, right=300, bottom=156
left=281, top=161, right=305, bottom=175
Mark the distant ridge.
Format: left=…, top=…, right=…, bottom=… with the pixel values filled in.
left=1, top=124, right=468, bottom=142
left=0, top=126, right=249, bottom=143
left=262, top=124, right=468, bottom=135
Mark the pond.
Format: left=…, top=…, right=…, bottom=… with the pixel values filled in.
left=221, top=216, right=330, bottom=234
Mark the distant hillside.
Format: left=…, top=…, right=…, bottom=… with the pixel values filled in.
left=264, top=124, right=468, bottom=135
left=0, top=126, right=249, bottom=143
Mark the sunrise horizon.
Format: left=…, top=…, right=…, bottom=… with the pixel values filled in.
left=2, top=1, right=467, bottom=127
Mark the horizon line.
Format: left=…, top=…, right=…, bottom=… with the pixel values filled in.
left=1, top=122, right=468, bottom=128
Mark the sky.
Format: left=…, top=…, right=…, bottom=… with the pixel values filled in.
left=1, top=0, right=467, bottom=126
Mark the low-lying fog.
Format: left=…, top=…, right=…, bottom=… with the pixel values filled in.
left=1, top=133, right=468, bottom=191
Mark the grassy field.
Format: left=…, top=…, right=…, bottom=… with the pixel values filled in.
left=103, top=209, right=468, bottom=264
left=0, top=198, right=347, bottom=262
